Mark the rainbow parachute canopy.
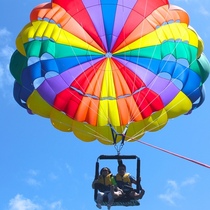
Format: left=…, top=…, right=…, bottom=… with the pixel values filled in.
left=10, top=0, right=210, bottom=144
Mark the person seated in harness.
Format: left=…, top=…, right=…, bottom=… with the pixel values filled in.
left=111, top=164, right=145, bottom=200
left=92, top=167, right=121, bottom=210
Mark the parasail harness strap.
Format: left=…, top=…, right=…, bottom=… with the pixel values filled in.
left=109, top=123, right=129, bottom=154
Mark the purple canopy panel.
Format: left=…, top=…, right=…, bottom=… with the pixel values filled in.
left=60, top=58, right=102, bottom=85
left=148, top=76, right=180, bottom=106
left=82, top=0, right=108, bottom=51
left=115, top=58, right=156, bottom=86
left=111, top=0, right=137, bottom=50
left=37, top=75, right=69, bottom=105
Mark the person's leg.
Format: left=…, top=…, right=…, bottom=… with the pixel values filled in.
left=107, top=192, right=114, bottom=210
left=107, top=192, right=114, bottom=203
left=129, top=189, right=145, bottom=200
left=110, top=186, right=123, bottom=199
left=96, top=192, right=104, bottom=209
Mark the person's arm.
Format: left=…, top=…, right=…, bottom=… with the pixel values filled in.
left=92, top=179, right=100, bottom=189
left=130, top=175, right=141, bottom=185
left=118, top=159, right=123, bottom=166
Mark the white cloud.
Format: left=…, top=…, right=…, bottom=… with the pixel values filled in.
left=159, top=180, right=183, bottom=205
left=181, top=174, right=199, bottom=186
left=26, top=169, right=41, bottom=187
left=199, top=6, right=210, bottom=16
left=48, top=172, right=58, bottom=181
left=47, top=201, right=63, bottom=210
left=26, top=178, right=41, bottom=187
left=0, top=28, right=11, bottom=42
left=9, top=194, right=41, bottom=210
left=28, top=169, right=39, bottom=176
left=8, top=195, right=66, bottom=210
left=159, top=175, right=198, bottom=205
left=65, top=163, right=72, bottom=175
left=0, top=28, right=15, bottom=94
left=167, top=180, right=178, bottom=190
left=159, top=191, right=182, bottom=205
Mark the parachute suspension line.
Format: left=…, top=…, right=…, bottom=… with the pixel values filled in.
left=138, top=140, right=210, bottom=169
left=109, top=123, right=129, bottom=155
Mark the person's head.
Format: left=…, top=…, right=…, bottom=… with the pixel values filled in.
left=118, top=164, right=126, bottom=176
left=100, top=167, right=111, bottom=176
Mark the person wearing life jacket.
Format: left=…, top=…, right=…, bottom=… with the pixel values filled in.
left=114, top=164, right=145, bottom=200
left=92, top=167, right=114, bottom=210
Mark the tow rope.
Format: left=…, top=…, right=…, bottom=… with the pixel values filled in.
left=138, top=140, right=210, bottom=169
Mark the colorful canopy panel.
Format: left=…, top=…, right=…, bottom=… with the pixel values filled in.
left=10, top=0, right=210, bottom=144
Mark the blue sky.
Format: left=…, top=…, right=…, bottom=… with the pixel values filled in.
left=1, top=0, right=210, bottom=210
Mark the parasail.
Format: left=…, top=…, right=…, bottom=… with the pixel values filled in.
left=10, top=0, right=210, bottom=145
